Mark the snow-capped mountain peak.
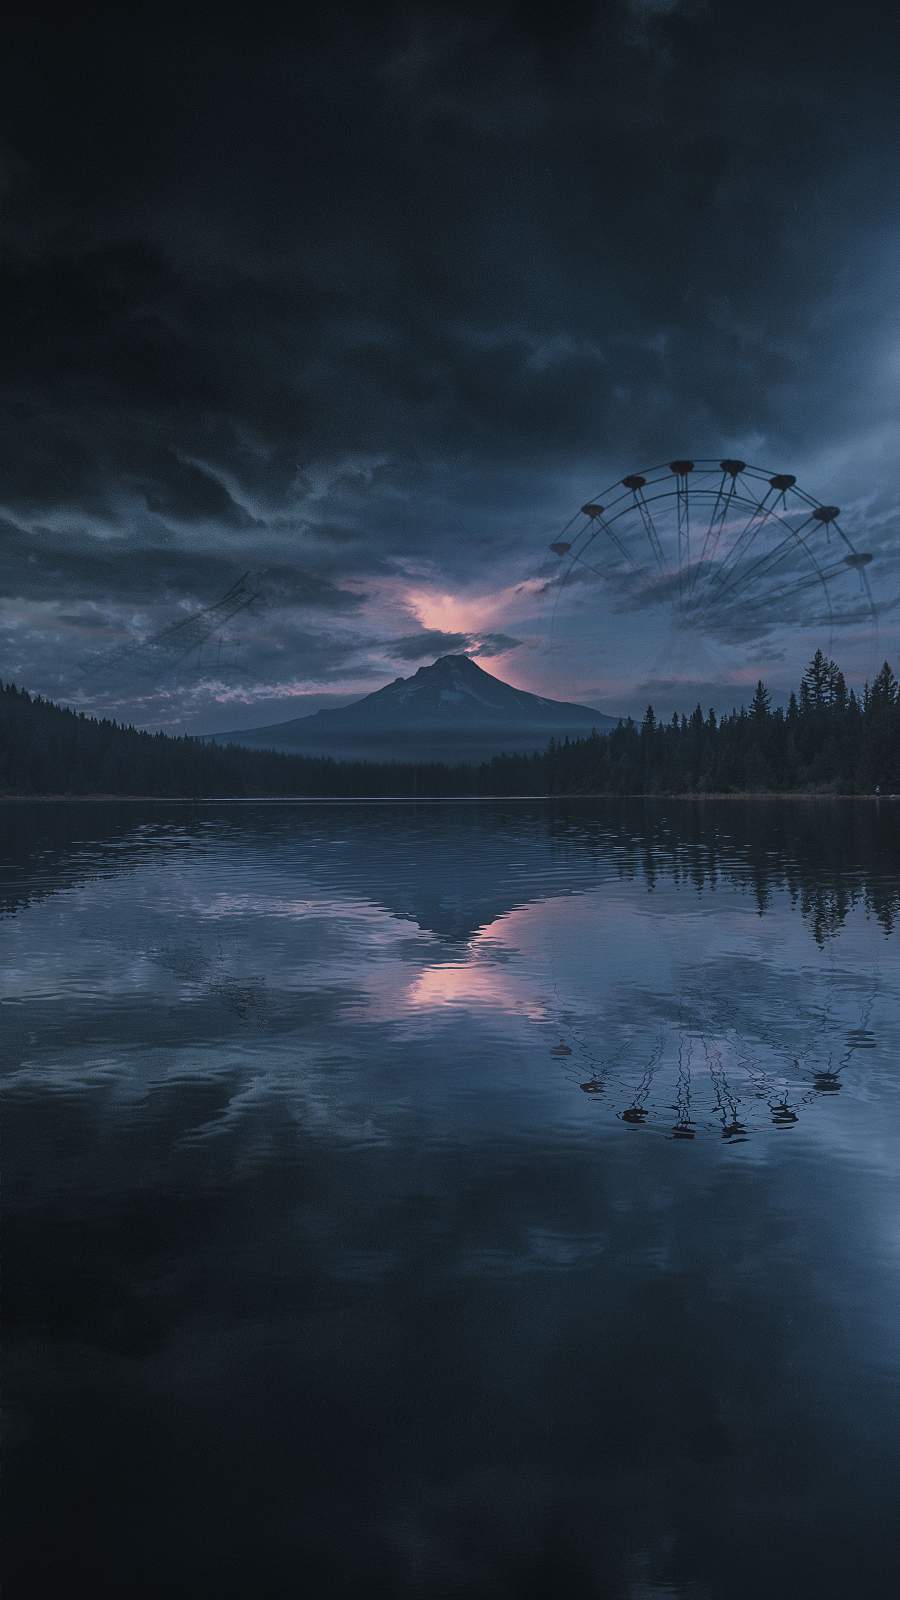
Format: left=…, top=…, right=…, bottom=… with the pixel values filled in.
left=211, top=654, right=618, bottom=762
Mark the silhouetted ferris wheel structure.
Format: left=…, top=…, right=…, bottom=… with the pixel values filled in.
left=548, top=458, right=877, bottom=650
left=78, top=570, right=265, bottom=683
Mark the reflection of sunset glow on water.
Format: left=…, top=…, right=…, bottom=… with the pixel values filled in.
left=403, top=901, right=573, bottom=1019
left=404, top=895, right=641, bottom=1021
left=406, top=958, right=546, bottom=1019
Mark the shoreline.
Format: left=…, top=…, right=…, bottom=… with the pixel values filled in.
left=1, top=792, right=896, bottom=804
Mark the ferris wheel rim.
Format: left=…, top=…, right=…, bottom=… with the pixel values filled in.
left=547, top=456, right=878, bottom=657
left=556, top=460, right=866, bottom=552
left=569, top=488, right=844, bottom=618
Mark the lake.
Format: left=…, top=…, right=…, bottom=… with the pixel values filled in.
left=3, top=798, right=900, bottom=1597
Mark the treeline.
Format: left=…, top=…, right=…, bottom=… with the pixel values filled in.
left=544, top=651, right=900, bottom=796
left=0, top=651, right=898, bottom=797
left=0, top=681, right=483, bottom=797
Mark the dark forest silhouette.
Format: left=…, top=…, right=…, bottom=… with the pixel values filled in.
left=1, top=651, right=898, bottom=797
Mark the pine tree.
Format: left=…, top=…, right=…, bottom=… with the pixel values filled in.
left=802, top=649, right=831, bottom=711
left=751, top=681, right=771, bottom=721
left=870, top=661, right=898, bottom=708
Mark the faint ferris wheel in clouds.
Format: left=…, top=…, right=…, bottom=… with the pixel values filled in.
left=545, top=458, right=879, bottom=696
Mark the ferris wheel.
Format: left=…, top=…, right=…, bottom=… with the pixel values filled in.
left=546, top=458, right=877, bottom=675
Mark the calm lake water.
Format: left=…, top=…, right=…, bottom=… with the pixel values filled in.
left=4, top=799, right=900, bottom=1598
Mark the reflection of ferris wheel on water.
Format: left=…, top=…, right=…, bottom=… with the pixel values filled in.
left=548, top=955, right=881, bottom=1143
left=547, top=458, right=878, bottom=678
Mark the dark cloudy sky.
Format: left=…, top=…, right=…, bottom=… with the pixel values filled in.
left=2, top=0, right=899, bottom=730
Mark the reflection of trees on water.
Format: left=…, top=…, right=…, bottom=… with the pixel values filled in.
left=3, top=797, right=899, bottom=943
left=545, top=799, right=900, bottom=945
left=2, top=797, right=895, bottom=1143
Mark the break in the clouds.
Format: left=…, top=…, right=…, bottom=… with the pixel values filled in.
left=1, top=0, right=899, bottom=731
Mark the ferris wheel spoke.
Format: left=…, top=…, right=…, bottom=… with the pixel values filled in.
left=719, top=564, right=841, bottom=625
left=576, top=499, right=643, bottom=575
left=567, top=547, right=616, bottom=586
left=778, top=552, right=851, bottom=591
left=677, top=482, right=688, bottom=593
left=857, top=565, right=878, bottom=632
left=637, top=494, right=666, bottom=570
left=711, top=528, right=835, bottom=635
left=598, top=514, right=639, bottom=570
left=708, top=487, right=779, bottom=590
left=690, top=472, right=728, bottom=595
left=708, top=478, right=742, bottom=565
left=669, top=461, right=694, bottom=597
left=712, top=514, right=818, bottom=606
left=691, top=488, right=819, bottom=624
left=730, top=537, right=819, bottom=600
left=700, top=463, right=756, bottom=580
left=621, top=477, right=666, bottom=569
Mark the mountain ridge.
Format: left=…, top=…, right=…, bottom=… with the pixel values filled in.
left=211, top=654, right=618, bottom=762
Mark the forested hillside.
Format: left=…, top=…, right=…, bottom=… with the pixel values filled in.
left=544, top=652, right=900, bottom=797
left=0, top=681, right=477, bottom=797
left=1, top=651, right=897, bottom=797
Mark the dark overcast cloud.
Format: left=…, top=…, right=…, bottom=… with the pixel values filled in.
left=389, top=628, right=522, bottom=660
left=2, top=0, right=899, bottom=729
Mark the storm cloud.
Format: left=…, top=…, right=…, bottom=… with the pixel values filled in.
left=389, top=628, right=522, bottom=660
left=2, top=1, right=898, bottom=728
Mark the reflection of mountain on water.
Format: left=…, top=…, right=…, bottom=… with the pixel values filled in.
left=3, top=798, right=899, bottom=943
left=2, top=798, right=898, bottom=1152
left=0, top=802, right=562, bottom=942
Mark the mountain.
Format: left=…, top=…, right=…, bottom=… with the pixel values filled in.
left=211, top=655, right=619, bottom=763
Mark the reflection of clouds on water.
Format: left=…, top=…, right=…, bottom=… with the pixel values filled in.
left=1, top=801, right=898, bottom=1162
left=4, top=802, right=900, bottom=1597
